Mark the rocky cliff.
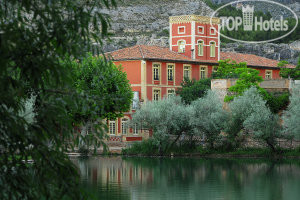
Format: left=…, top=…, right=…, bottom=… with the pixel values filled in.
left=100, top=0, right=300, bottom=65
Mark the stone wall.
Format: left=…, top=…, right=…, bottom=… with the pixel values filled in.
left=211, top=79, right=297, bottom=98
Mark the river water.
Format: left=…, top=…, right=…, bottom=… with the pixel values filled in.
left=71, top=156, right=300, bottom=200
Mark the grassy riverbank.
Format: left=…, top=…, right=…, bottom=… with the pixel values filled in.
left=121, top=141, right=300, bottom=159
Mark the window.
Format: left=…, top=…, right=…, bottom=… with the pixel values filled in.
left=153, top=64, right=160, bottom=81
left=167, top=89, right=175, bottom=98
left=183, top=65, right=191, bottom=79
left=121, top=118, right=128, bottom=135
left=210, top=27, right=216, bottom=35
left=167, top=64, right=174, bottom=81
left=178, top=40, right=185, bottom=53
left=200, top=66, right=207, bottom=79
left=198, top=40, right=204, bottom=56
left=178, top=26, right=185, bottom=34
left=265, top=70, right=272, bottom=79
left=109, top=121, right=116, bottom=135
left=133, top=124, right=139, bottom=135
left=210, top=41, right=216, bottom=57
left=198, top=26, right=204, bottom=34
left=153, top=89, right=161, bottom=101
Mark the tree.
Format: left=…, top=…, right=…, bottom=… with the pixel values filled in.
left=228, top=87, right=281, bottom=151
left=130, top=96, right=193, bottom=154
left=279, top=57, right=300, bottom=80
left=214, top=59, right=288, bottom=113
left=70, top=54, right=133, bottom=121
left=190, top=90, right=228, bottom=149
left=176, top=77, right=211, bottom=104
left=212, top=59, right=264, bottom=102
left=226, top=87, right=268, bottom=149
left=0, top=0, right=118, bottom=199
left=282, top=85, right=300, bottom=139
left=65, top=54, right=132, bottom=150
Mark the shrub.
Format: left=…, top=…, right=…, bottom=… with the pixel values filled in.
left=176, top=78, right=211, bottom=104
left=282, top=85, right=300, bottom=138
left=122, top=139, right=158, bottom=155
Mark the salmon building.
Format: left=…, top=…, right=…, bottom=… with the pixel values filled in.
left=105, top=15, right=295, bottom=142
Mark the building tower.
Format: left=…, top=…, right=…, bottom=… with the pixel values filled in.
left=169, top=15, right=220, bottom=61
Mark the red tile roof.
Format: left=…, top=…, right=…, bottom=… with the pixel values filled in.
left=220, top=52, right=295, bottom=69
left=105, top=45, right=217, bottom=64
left=105, top=45, right=295, bottom=69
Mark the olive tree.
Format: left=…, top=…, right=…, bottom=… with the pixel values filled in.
left=131, top=96, right=193, bottom=154
left=228, top=87, right=281, bottom=151
left=190, top=90, right=228, bottom=149
left=243, top=105, right=281, bottom=152
left=282, top=85, right=300, bottom=138
left=226, top=87, right=270, bottom=149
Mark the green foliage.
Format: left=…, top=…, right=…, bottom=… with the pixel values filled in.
left=226, top=68, right=263, bottom=101
left=280, top=57, right=300, bottom=80
left=176, top=78, right=211, bottom=104
left=0, top=0, right=119, bottom=199
left=122, top=139, right=158, bottom=155
left=190, top=90, right=228, bottom=149
left=263, top=92, right=290, bottom=113
left=228, top=87, right=282, bottom=151
left=130, top=96, right=193, bottom=154
left=213, top=59, right=288, bottom=113
left=212, top=59, right=263, bottom=102
left=70, top=53, right=133, bottom=121
left=211, top=59, right=243, bottom=79
left=282, top=85, right=300, bottom=139
left=226, top=87, right=268, bottom=149
left=122, top=139, right=199, bottom=155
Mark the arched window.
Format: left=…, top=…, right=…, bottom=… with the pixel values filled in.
left=178, top=40, right=185, bottom=53
left=198, top=40, right=204, bottom=56
left=210, top=41, right=216, bottom=57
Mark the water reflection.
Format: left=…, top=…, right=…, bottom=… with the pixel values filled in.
left=71, top=157, right=300, bottom=200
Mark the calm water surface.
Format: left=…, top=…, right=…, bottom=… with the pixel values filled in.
left=71, top=157, right=300, bottom=200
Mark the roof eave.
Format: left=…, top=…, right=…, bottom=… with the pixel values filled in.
left=145, top=58, right=219, bottom=65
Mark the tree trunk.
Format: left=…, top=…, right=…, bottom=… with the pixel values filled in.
left=189, top=135, right=194, bottom=148
left=266, top=138, right=276, bottom=153
left=167, top=134, right=182, bottom=153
